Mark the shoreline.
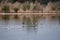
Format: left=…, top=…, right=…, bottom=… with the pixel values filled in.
left=0, top=12, right=60, bottom=15
left=0, top=12, right=60, bottom=20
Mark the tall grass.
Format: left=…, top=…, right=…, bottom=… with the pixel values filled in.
left=23, top=2, right=30, bottom=11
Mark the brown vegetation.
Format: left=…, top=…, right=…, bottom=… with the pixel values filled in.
left=0, top=1, right=60, bottom=13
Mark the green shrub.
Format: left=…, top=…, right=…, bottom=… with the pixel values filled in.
left=52, top=8, right=55, bottom=10
left=2, top=5, right=10, bottom=13
left=13, top=8, right=19, bottom=13
left=59, top=8, right=60, bottom=10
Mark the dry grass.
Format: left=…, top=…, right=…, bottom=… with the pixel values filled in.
left=0, top=1, right=60, bottom=13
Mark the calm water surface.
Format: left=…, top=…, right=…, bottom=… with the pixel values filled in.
left=0, top=18, right=60, bottom=40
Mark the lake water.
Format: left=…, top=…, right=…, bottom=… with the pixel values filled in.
left=0, top=18, right=60, bottom=40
